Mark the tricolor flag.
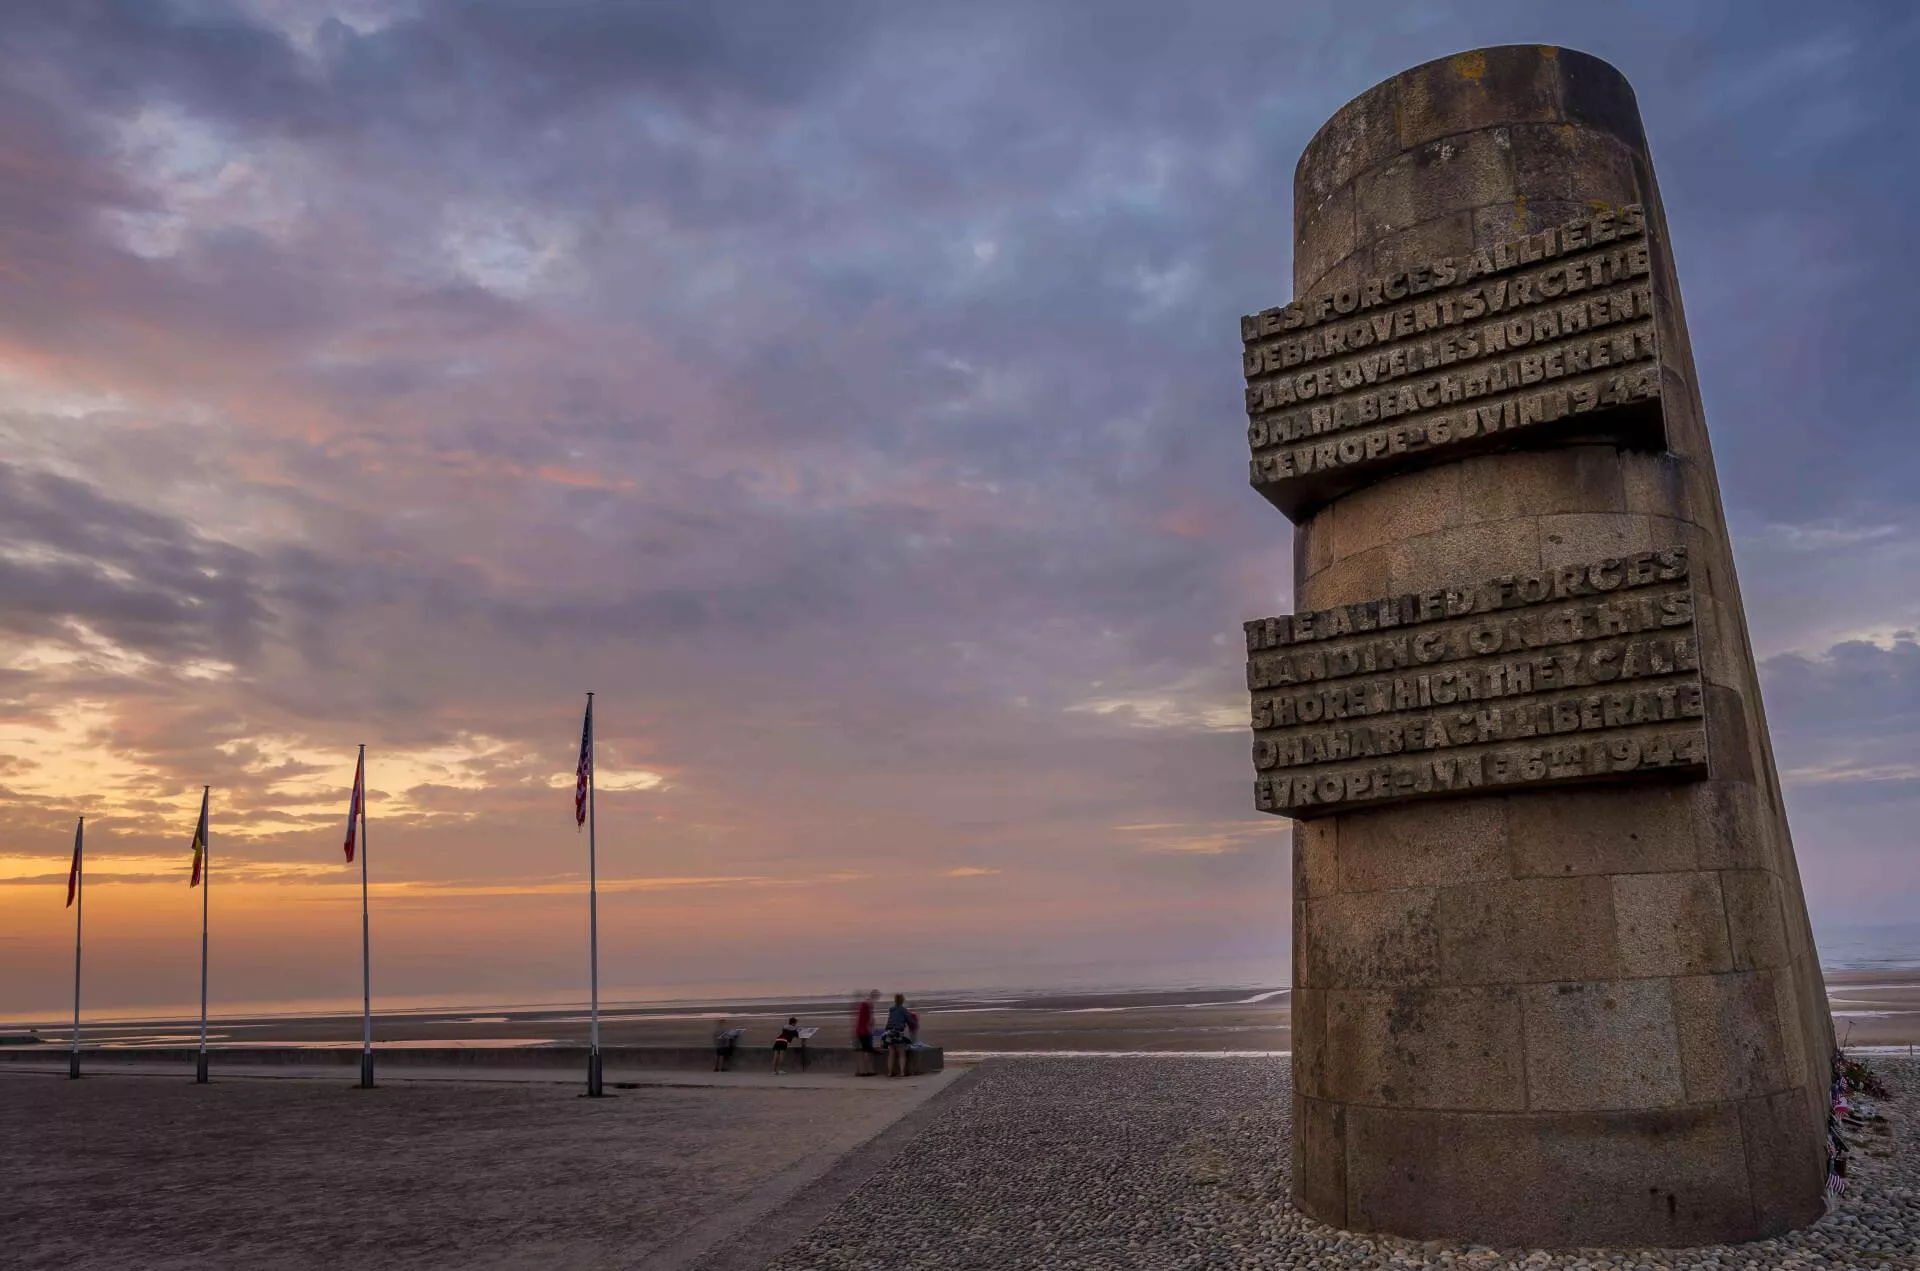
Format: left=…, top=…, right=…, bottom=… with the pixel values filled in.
left=345, top=750, right=365, bottom=862
left=66, top=818, right=83, bottom=908
left=574, top=695, right=593, bottom=828
left=189, top=788, right=209, bottom=887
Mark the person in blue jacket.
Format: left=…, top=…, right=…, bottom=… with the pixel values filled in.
left=884, top=993, right=913, bottom=1078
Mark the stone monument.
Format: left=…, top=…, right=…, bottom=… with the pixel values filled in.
left=1240, top=46, right=1835, bottom=1247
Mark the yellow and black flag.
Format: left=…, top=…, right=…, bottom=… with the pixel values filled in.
left=189, top=788, right=208, bottom=887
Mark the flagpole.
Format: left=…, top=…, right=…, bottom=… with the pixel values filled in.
left=71, top=817, right=83, bottom=1080
left=197, top=787, right=210, bottom=1084
left=587, top=691, right=602, bottom=1097
left=358, top=745, right=374, bottom=1089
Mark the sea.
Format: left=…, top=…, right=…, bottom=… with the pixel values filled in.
left=1814, top=921, right=1920, bottom=973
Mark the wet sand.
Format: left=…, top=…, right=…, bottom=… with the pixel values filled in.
left=6, top=974, right=1916, bottom=1057
left=1825, top=971, right=1920, bottom=1049
left=3, top=986, right=1293, bottom=1057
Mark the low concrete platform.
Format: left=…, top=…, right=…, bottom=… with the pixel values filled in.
left=0, top=1059, right=947, bottom=1090
left=0, top=1042, right=942, bottom=1078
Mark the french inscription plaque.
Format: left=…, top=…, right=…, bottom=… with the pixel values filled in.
left=1242, top=204, right=1667, bottom=520
left=1247, top=545, right=1708, bottom=817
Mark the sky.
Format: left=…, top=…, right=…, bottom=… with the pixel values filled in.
left=2, top=0, right=1917, bottom=1022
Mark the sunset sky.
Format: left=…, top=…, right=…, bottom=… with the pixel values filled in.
left=3, top=0, right=1916, bottom=1022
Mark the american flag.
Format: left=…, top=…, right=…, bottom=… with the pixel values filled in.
left=575, top=694, right=593, bottom=828
left=344, top=749, right=365, bottom=862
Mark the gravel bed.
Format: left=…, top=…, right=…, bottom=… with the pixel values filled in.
left=776, top=1056, right=1918, bottom=1270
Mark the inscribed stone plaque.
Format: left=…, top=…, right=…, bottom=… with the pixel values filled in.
left=1247, top=544, right=1709, bottom=817
left=1242, top=204, right=1668, bottom=520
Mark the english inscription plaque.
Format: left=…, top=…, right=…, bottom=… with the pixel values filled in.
left=1247, top=545, right=1708, bottom=817
left=1242, top=204, right=1667, bottom=520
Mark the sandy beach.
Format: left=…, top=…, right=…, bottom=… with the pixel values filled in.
left=1823, top=971, right=1920, bottom=1050
left=9, top=973, right=1918, bottom=1057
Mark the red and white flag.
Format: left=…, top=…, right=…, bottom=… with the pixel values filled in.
left=574, top=696, right=593, bottom=828
left=65, top=818, right=82, bottom=908
left=344, top=750, right=365, bottom=862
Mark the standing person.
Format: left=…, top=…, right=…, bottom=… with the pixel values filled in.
left=713, top=1018, right=737, bottom=1072
left=852, top=991, right=878, bottom=1077
left=885, top=993, right=913, bottom=1078
left=773, top=1017, right=800, bottom=1075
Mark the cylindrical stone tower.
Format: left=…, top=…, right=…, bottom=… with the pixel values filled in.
left=1239, top=47, right=1835, bottom=1247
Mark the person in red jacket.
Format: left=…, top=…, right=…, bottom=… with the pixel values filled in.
left=852, top=990, right=878, bottom=1077
left=773, top=1017, right=800, bottom=1075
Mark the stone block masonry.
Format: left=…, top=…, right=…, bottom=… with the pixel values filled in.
left=1246, top=45, right=1834, bottom=1247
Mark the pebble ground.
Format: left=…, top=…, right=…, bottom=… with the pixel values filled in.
left=778, top=1057, right=1917, bottom=1270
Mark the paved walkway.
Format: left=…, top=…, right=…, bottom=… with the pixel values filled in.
left=2, top=1062, right=967, bottom=1271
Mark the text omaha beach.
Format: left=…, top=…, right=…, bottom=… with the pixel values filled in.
left=1246, top=545, right=1709, bottom=815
